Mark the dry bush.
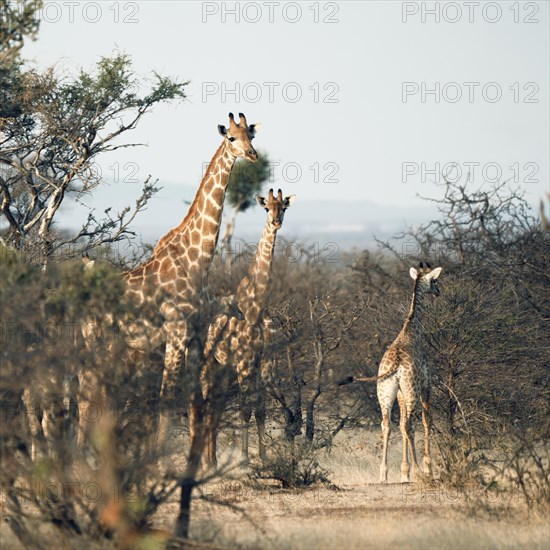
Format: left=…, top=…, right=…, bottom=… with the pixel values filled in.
left=505, top=427, right=550, bottom=510
left=481, top=422, right=550, bottom=511
left=0, top=246, right=231, bottom=547
left=251, top=440, right=332, bottom=489
left=261, top=246, right=369, bottom=446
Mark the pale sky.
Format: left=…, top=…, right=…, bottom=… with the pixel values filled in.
left=21, top=1, right=550, bottom=245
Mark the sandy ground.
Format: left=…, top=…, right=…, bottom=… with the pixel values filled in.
left=1, top=429, right=549, bottom=549
left=156, top=429, right=550, bottom=549
left=184, top=484, right=549, bottom=549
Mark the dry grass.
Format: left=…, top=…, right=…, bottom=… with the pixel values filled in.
left=164, top=429, right=549, bottom=549
left=2, top=429, right=548, bottom=549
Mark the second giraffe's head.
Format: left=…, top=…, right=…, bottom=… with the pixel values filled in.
left=256, top=188, right=295, bottom=230
left=410, top=262, right=443, bottom=296
left=218, top=112, right=259, bottom=162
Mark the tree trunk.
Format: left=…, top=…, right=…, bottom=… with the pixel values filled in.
left=284, top=348, right=303, bottom=442
left=175, top=395, right=205, bottom=539
left=221, top=208, right=239, bottom=269
left=176, top=480, right=193, bottom=540
left=175, top=339, right=207, bottom=539
left=305, top=341, right=323, bottom=441
left=305, top=386, right=321, bottom=441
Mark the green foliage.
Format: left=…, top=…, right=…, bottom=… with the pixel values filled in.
left=55, top=54, right=187, bottom=124
left=1, top=11, right=187, bottom=262
left=0, top=1, right=42, bottom=118
left=0, top=244, right=34, bottom=286
left=0, top=0, right=42, bottom=61
left=142, top=71, right=189, bottom=106
left=42, top=262, right=125, bottom=318
left=226, top=151, right=272, bottom=212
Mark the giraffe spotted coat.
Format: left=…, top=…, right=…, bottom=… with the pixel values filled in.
left=377, top=263, right=442, bottom=483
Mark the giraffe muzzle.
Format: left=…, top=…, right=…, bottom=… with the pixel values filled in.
left=246, top=148, right=258, bottom=162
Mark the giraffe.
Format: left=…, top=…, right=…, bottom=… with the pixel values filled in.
left=78, top=113, right=259, bottom=450
left=377, top=262, right=442, bottom=483
left=202, top=188, right=295, bottom=467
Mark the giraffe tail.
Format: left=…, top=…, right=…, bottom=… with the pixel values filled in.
left=337, top=376, right=356, bottom=386
left=337, top=364, right=400, bottom=386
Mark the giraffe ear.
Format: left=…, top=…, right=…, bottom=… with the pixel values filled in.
left=426, top=267, right=442, bottom=280
left=249, top=123, right=261, bottom=136
left=256, top=194, right=267, bottom=207
left=409, top=267, right=418, bottom=280
left=218, top=125, right=227, bottom=136
left=284, top=195, right=296, bottom=207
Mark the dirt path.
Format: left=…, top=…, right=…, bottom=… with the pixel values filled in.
left=151, top=429, right=550, bottom=549
left=148, top=478, right=549, bottom=549
left=2, top=429, right=548, bottom=549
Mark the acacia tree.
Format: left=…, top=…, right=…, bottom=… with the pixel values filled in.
left=0, top=1, right=187, bottom=265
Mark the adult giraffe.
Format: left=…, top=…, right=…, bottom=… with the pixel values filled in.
left=79, top=113, right=259, bottom=449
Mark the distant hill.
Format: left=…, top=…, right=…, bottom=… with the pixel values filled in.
left=59, top=180, right=437, bottom=252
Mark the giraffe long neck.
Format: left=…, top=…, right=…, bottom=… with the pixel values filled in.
left=236, top=222, right=278, bottom=324
left=401, top=278, right=426, bottom=339
left=153, top=141, right=236, bottom=271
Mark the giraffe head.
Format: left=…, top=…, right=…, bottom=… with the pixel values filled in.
left=410, top=262, right=442, bottom=296
left=218, top=112, right=259, bottom=162
left=82, top=253, right=95, bottom=270
left=256, top=188, right=295, bottom=230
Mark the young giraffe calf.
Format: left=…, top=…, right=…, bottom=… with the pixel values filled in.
left=378, top=262, right=442, bottom=483
left=340, top=262, right=442, bottom=483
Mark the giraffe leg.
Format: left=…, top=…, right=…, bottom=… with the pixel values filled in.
left=205, top=406, right=223, bottom=469
left=397, top=394, right=410, bottom=483
left=208, top=420, right=217, bottom=468
left=240, top=395, right=252, bottom=463
left=77, top=397, right=87, bottom=448
left=255, top=388, right=267, bottom=463
left=42, top=400, right=60, bottom=461
left=143, top=352, right=163, bottom=458
left=378, top=377, right=398, bottom=483
left=22, top=388, right=44, bottom=461
left=379, top=406, right=391, bottom=483
left=421, top=399, right=432, bottom=477
left=200, top=360, right=214, bottom=468
left=401, top=402, right=422, bottom=482
left=157, top=338, right=186, bottom=452
left=201, top=351, right=232, bottom=468
left=64, top=370, right=79, bottom=448
left=204, top=414, right=213, bottom=468
left=187, top=392, right=205, bottom=465
left=76, top=369, right=98, bottom=448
